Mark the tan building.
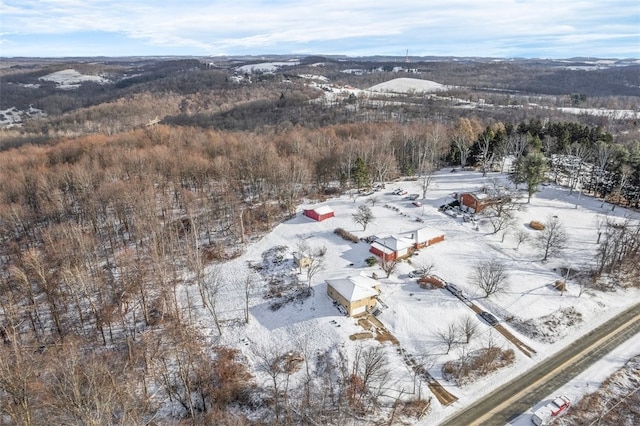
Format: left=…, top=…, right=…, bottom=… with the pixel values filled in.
left=326, top=275, right=380, bottom=317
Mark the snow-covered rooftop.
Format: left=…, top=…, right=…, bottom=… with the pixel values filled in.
left=326, top=274, right=379, bottom=302
left=373, top=235, right=414, bottom=251
left=413, top=226, right=445, bottom=243
left=308, top=205, right=334, bottom=215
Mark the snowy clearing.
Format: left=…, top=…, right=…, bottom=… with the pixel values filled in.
left=199, top=168, right=639, bottom=424
left=369, top=78, right=448, bottom=94
left=235, top=61, right=300, bottom=73
left=39, top=69, right=109, bottom=88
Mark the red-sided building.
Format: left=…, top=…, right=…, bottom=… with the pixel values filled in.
left=303, top=205, right=335, bottom=222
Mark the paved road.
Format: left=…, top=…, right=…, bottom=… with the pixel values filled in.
left=441, top=303, right=640, bottom=426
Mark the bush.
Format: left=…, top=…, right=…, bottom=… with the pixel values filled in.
left=335, top=228, right=359, bottom=243
left=365, top=256, right=378, bottom=266
left=530, top=220, right=545, bottom=230
left=554, top=280, right=566, bottom=291
left=443, top=347, right=516, bottom=386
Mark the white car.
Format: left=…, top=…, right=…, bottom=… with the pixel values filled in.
left=531, top=396, right=571, bottom=425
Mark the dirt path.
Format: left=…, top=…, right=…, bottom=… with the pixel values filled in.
left=460, top=294, right=537, bottom=358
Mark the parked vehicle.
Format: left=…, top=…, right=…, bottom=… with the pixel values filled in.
left=412, top=201, right=423, bottom=207
left=480, top=311, right=499, bottom=326
left=445, top=283, right=462, bottom=296
left=408, top=270, right=424, bottom=278
left=409, top=193, right=420, bottom=200
left=531, top=396, right=571, bottom=425
left=480, top=311, right=500, bottom=327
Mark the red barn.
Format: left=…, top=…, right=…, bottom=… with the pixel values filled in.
left=303, top=205, right=335, bottom=222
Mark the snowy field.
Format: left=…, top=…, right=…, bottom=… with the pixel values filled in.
left=235, top=60, right=300, bottom=73
left=38, top=69, right=109, bottom=88
left=369, top=78, right=449, bottom=94
left=197, top=169, right=639, bottom=424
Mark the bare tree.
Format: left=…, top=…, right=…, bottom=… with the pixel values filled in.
left=487, top=210, right=515, bottom=235
left=348, top=345, right=391, bottom=411
left=352, top=205, right=374, bottom=231
left=535, top=216, right=568, bottom=262
left=197, top=267, right=224, bottom=335
left=253, top=344, right=293, bottom=423
left=514, top=228, right=530, bottom=251
left=477, top=134, right=495, bottom=177
left=435, top=323, right=460, bottom=354
left=471, top=259, right=510, bottom=298
left=306, top=246, right=326, bottom=287
left=593, top=141, right=612, bottom=202
left=418, top=167, right=435, bottom=200
left=379, top=256, right=399, bottom=278
left=241, top=273, right=256, bottom=324
left=595, top=217, right=640, bottom=276
left=453, top=135, right=471, bottom=169
left=565, top=142, right=590, bottom=196
left=457, top=315, right=479, bottom=344
left=413, top=258, right=436, bottom=276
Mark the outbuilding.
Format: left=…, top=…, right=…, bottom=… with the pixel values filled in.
left=326, top=274, right=380, bottom=317
left=303, top=205, right=335, bottom=222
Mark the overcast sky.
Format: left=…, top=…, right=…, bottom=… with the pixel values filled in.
left=1, top=1, right=639, bottom=58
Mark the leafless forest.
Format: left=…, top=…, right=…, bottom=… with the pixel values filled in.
left=1, top=56, right=639, bottom=424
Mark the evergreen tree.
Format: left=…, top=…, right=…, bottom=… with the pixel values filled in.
left=351, top=157, right=369, bottom=190
left=522, top=152, right=548, bottom=203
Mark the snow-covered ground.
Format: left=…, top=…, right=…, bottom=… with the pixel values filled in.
left=509, top=335, right=640, bottom=425
left=0, top=105, right=45, bottom=127
left=558, top=107, right=640, bottom=120
left=195, top=169, right=639, bottom=424
left=235, top=60, right=300, bottom=74
left=39, top=69, right=109, bottom=88
left=369, top=78, right=448, bottom=94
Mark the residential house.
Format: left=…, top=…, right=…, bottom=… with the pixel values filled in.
left=411, top=226, right=445, bottom=249
left=369, top=235, right=415, bottom=261
left=326, top=274, right=381, bottom=317
left=456, top=192, right=493, bottom=213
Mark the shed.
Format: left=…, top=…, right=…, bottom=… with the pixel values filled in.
left=411, top=226, right=445, bottom=249
left=326, top=275, right=380, bottom=317
left=369, top=235, right=414, bottom=261
left=303, top=205, right=335, bottom=222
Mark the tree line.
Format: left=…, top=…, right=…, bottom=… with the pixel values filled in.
left=0, top=117, right=638, bottom=423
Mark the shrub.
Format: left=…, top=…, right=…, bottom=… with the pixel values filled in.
left=554, top=280, right=566, bottom=291
left=335, top=227, right=359, bottom=243
left=365, top=256, right=378, bottom=266
left=530, top=220, right=545, bottom=230
left=442, top=347, right=516, bottom=385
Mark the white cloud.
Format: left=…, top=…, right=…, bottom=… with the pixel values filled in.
left=1, top=0, right=638, bottom=57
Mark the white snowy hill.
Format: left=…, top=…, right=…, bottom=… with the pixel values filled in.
left=369, top=78, right=448, bottom=94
